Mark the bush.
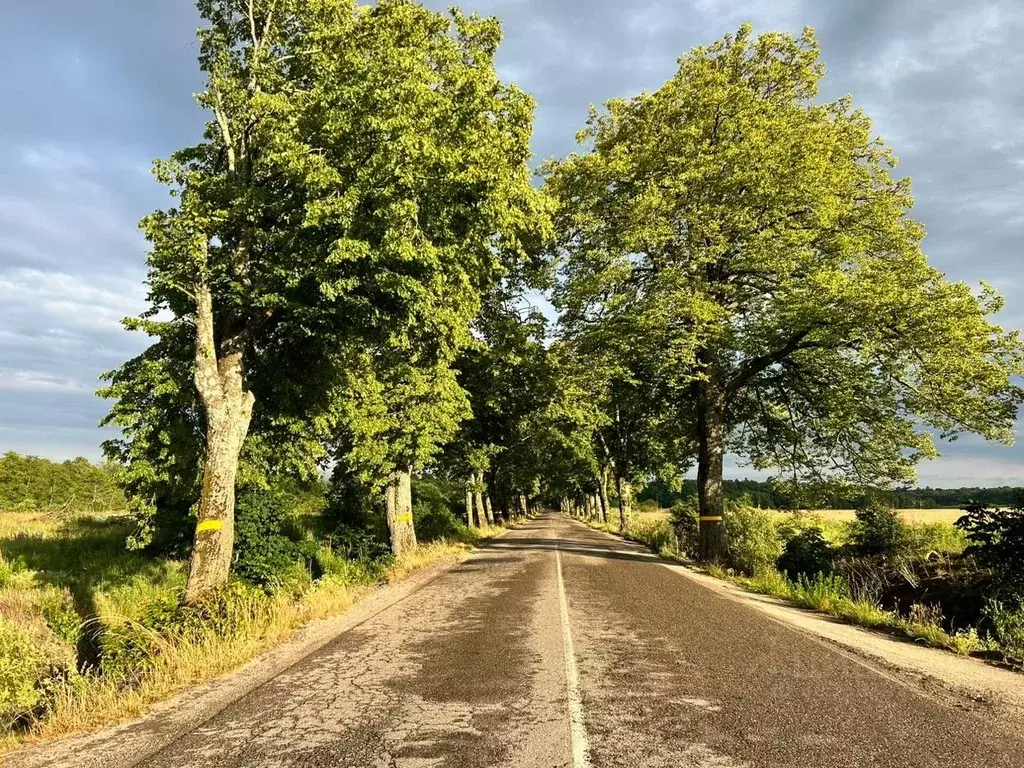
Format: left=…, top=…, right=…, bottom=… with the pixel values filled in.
left=988, top=602, right=1024, bottom=660
left=777, top=528, right=834, bottom=579
left=957, top=502, right=1024, bottom=600
left=849, top=501, right=910, bottom=557
left=413, top=502, right=467, bottom=543
left=0, top=617, right=58, bottom=726
left=233, top=490, right=302, bottom=588
left=669, top=502, right=699, bottom=556
left=725, top=505, right=781, bottom=575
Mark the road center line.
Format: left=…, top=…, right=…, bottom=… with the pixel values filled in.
left=555, top=544, right=592, bottom=768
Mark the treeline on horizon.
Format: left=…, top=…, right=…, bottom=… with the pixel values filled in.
left=0, top=452, right=126, bottom=512
left=638, top=478, right=1024, bottom=511
left=3, top=451, right=1021, bottom=515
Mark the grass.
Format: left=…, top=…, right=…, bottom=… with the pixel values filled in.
left=0, top=508, right=507, bottom=753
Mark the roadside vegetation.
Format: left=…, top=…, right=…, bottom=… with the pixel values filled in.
left=4, top=0, right=1024, bottom=755
left=584, top=499, right=1024, bottom=665
left=0, top=465, right=504, bottom=748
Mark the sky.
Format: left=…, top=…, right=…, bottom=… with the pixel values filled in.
left=1, top=0, right=1022, bottom=487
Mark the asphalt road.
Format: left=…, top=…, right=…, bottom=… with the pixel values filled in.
left=133, top=513, right=1023, bottom=768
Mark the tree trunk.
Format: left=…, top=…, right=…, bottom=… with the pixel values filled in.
left=518, top=493, right=529, bottom=518
left=484, top=494, right=495, bottom=525
left=386, top=467, right=417, bottom=557
left=474, top=473, right=487, bottom=529
left=599, top=468, right=610, bottom=524
left=465, top=485, right=475, bottom=527
left=616, top=474, right=631, bottom=534
left=697, top=381, right=728, bottom=562
left=185, top=283, right=255, bottom=605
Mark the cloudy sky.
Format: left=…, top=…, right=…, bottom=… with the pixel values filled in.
left=1, top=0, right=1022, bottom=486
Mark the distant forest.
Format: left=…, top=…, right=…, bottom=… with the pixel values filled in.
left=0, top=452, right=126, bottom=512
left=2, top=451, right=1021, bottom=514
left=637, top=478, right=1024, bottom=511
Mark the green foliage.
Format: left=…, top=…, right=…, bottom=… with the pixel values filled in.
left=849, top=501, right=910, bottom=557
left=988, top=603, right=1024, bottom=660
left=725, top=505, right=782, bottom=575
left=957, top=502, right=1024, bottom=600
left=232, top=490, right=302, bottom=589
left=0, top=453, right=125, bottom=513
left=669, top=502, right=700, bottom=556
left=777, top=528, right=834, bottom=579
left=638, top=477, right=1024, bottom=511
left=905, top=522, right=966, bottom=557
left=0, top=618, right=52, bottom=726
left=409, top=477, right=475, bottom=543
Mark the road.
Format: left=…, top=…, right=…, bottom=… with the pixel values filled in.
left=133, top=513, right=1021, bottom=767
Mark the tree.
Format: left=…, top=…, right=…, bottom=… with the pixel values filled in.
left=546, top=25, right=1024, bottom=561
left=109, top=0, right=542, bottom=597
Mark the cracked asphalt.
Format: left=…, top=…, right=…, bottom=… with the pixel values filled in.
left=129, top=513, right=1023, bottom=767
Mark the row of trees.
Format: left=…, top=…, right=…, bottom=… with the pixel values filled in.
left=544, top=26, right=1023, bottom=558
left=102, top=3, right=1023, bottom=601
left=0, top=453, right=126, bottom=512
left=637, top=479, right=1024, bottom=511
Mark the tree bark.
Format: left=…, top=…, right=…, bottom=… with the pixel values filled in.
left=599, top=467, right=611, bottom=524
left=465, top=484, right=474, bottom=528
left=474, top=472, right=487, bottom=529
left=517, top=493, right=529, bottom=518
left=185, top=282, right=255, bottom=605
left=386, top=467, right=417, bottom=558
left=616, top=474, right=631, bottom=534
left=697, top=380, right=728, bottom=562
left=484, top=494, right=495, bottom=525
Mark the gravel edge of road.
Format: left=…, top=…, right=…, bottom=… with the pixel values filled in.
left=4, top=528, right=515, bottom=768
left=579, top=519, right=1024, bottom=738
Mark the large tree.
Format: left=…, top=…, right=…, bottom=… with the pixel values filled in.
left=546, top=25, right=1024, bottom=560
left=108, top=0, right=542, bottom=599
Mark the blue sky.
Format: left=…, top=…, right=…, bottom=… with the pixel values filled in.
left=1, top=0, right=1022, bottom=486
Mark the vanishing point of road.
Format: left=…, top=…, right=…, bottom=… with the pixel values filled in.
left=44, top=514, right=1024, bottom=767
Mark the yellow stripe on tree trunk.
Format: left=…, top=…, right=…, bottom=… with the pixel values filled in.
left=196, top=520, right=223, bottom=534
left=396, top=514, right=413, bottom=523
left=699, top=516, right=724, bottom=522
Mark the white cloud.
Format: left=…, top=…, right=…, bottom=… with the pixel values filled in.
left=0, top=370, right=92, bottom=393
left=0, top=268, right=145, bottom=333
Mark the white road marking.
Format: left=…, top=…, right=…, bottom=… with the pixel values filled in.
left=555, top=546, right=593, bottom=768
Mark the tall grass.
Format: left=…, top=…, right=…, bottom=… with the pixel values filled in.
left=0, top=509, right=499, bottom=752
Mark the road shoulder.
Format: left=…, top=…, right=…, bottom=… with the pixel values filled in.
left=581, top=519, right=1024, bottom=737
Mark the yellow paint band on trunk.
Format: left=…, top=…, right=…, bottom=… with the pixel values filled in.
left=699, top=516, right=724, bottom=522
left=196, top=520, right=223, bottom=533
left=396, top=514, right=413, bottom=523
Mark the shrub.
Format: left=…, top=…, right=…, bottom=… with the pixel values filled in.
left=0, top=617, right=59, bottom=726
left=233, top=490, right=302, bottom=588
left=412, top=500, right=466, bottom=543
left=777, top=528, right=834, bottom=579
left=956, top=502, right=1024, bottom=600
left=668, top=502, right=699, bottom=556
left=849, top=501, right=910, bottom=557
left=725, top=505, right=781, bottom=575
left=988, top=602, right=1024, bottom=660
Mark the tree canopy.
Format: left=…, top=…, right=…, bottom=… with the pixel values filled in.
left=99, top=14, right=1024, bottom=587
